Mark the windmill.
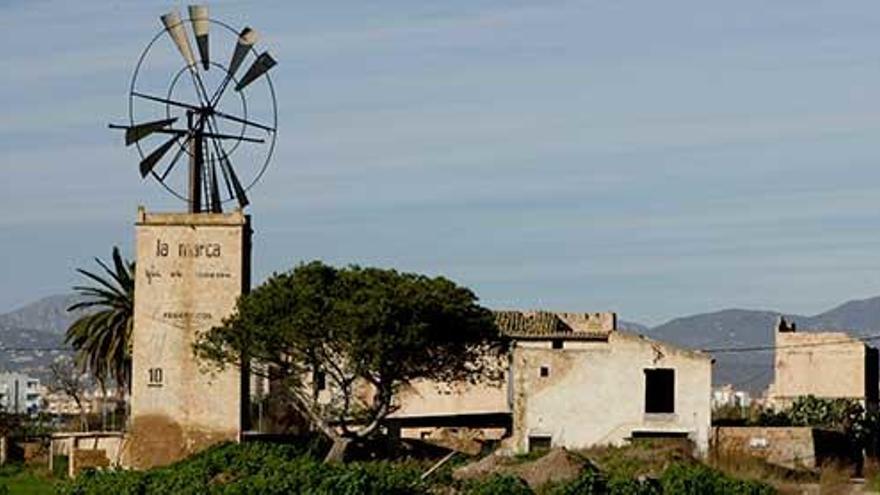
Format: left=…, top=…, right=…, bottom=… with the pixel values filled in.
left=110, top=5, right=277, bottom=213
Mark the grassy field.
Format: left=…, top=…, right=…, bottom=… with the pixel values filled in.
left=0, top=464, right=58, bottom=495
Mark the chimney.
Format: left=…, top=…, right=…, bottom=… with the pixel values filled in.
left=559, top=312, right=617, bottom=332
left=776, top=316, right=796, bottom=333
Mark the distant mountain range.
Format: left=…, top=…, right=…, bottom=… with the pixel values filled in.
left=4, top=293, right=880, bottom=392
left=641, top=297, right=880, bottom=393
left=0, top=294, right=87, bottom=380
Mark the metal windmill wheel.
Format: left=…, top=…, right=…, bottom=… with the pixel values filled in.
left=111, top=5, right=277, bottom=213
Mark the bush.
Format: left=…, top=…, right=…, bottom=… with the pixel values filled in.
left=59, top=442, right=428, bottom=495
left=548, top=470, right=605, bottom=494
left=547, top=470, right=663, bottom=495
left=59, top=442, right=777, bottom=495
left=606, top=476, right=662, bottom=495
left=464, top=474, right=533, bottom=495
left=61, top=469, right=147, bottom=495
left=660, top=463, right=774, bottom=495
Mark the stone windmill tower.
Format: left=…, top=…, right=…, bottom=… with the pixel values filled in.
left=109, top=5, right=277, bottom=468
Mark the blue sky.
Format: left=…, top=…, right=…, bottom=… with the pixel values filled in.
left=2, top=1, right=880, bottom=325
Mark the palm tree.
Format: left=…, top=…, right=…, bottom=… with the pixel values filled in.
left=66, top=247, right=135, bottom=399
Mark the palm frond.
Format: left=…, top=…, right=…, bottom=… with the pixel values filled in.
left=67, top=247, right=135, bottom=393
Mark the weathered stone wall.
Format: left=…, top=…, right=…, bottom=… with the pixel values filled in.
left=509, top=332, right=712, bottom=455
left=70, top=449, right=110, bottom=477
left=391, top=315, right=712, bottom=456
left=125, top=208, right=249, bottom=469
left=767, top=325, right=871, bottom=408
left=392, top=355, right=509, bottom=418
left=712, top=426, right=854, bottom=470
left=51, top=433, right=124, bottom=475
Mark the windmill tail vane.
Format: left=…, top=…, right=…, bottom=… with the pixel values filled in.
left=109, top=4, right=278, bottom=214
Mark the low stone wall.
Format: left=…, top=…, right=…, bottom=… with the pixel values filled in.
left=21, top=441, right=48, bottom=465
left=71, top=449, right=110, bottom=477
left=50, top=432, right=124, bottom=477
left=712, top=426, right=855, bottom=470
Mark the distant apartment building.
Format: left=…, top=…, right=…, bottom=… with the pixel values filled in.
left=0, top=372, right=42, bottom=414
left=712, top=384, right=752, bottom=409
left=766, top=317, right=879, bottom=409
left=390, top=310, right=713, bottom=455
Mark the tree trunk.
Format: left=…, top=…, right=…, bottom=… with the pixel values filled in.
left=323, top=437, right=351, bottom=463
left=79, top=409, right=88, bottom=432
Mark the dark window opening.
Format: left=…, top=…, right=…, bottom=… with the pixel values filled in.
left=631, top=431, right=688, bottom=440
left=644, top=368, right=675, bottom=413
left=528, top=435, right=552, bottom=453
left=539, top=366, right=550, bottom=377
left=552, top=339, right=564, bottom=349
left=866, top=347, right=878, bottom=406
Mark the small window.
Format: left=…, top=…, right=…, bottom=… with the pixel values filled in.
left=528, top=435, right=552, bottom=453
left=539, top=366, right=550, bottom=377
left=644, top=368, right=675, bottom=413
left=552, top=339, right=564, bottom=349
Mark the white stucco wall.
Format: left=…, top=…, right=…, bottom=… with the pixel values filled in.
left=509, top=332, right=712, bottom=455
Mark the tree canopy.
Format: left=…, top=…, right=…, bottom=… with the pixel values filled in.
left=194, top=261, right=505, bottom=459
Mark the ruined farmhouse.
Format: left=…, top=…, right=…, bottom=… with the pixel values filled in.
left=766, top=316, right=879, bottom=409
left=390, top=310, right=713, bottom=455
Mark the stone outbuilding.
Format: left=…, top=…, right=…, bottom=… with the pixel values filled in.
left=390, top=310, right=713, bottom=455
left=766, top=317, right=879, bottom=410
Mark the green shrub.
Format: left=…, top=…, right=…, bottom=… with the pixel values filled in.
left=548, top=470, right=663, bottom=495
left=659, top=463, right=774, bottom=495
left=60, top=469, right=147, bottom=495
left=607, top=476, right=661, bottom=495
left=59, top=442, right=776, bottom=495
left=548, top=470, right=605, bottom=494
left=464, top=474, right=533, bottom=495
left=58, top=442, right=427, bottom=495
left=319, top=461, right=426, bottom=495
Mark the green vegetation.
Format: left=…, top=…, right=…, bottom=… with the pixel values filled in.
left=58, top=442, right=424, bottom=495
left=194, top=261, right=505, bottom=461
left=659, top=463, right=774, bottom=495
left=57, top=442, right=777, bottom=495
left=0, top=464, right=57, bottom=495
left=66, top=246, right=135, bottom=395
left=465, top=474, right=532, bottom=495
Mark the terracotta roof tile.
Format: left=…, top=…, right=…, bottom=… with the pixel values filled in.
left=494, top=310, right=611, bottom=341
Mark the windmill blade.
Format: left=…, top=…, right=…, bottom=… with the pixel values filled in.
left=189, top=5, right=210, bottom=70
left=124, top=118, right=178, bottom=145
left=159, top=135, right=192, bottom=181
left=228, top=27, right=258, bottom=78
left=140, top=135, right=180, bottom=178
left=220, top=153, right=249, bottom=208
left=235, top=52, right=276, bottom=92
left=161, top=10, right=196, bottom=67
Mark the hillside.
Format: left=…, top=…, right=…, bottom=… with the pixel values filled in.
left=0, top=294, right=85, bottom=335
left=644, top=296, right=880, bottom=392
left=0, top=294, right=85, bottom=379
